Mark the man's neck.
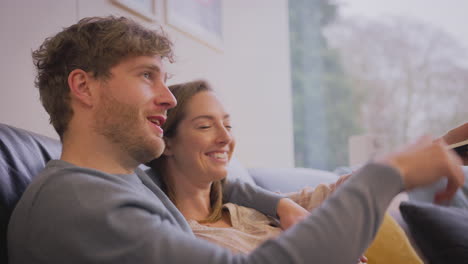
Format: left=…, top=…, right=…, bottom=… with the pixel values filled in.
left=61, top=131, right=138, bottom=174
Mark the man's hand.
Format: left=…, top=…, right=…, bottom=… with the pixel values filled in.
left=442, top=122, right=468, bottom=164
left=379, top=136, right=465, bottom=203
left=277, top=198, right=309, bottom=230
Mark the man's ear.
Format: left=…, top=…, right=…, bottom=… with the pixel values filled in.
left=163, top=138, right=174, bottom=156
left=68, top=69, right=95, bottom=107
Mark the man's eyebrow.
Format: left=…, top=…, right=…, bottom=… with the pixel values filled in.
left=130, top=64, right=161, bottom=72
left=191, top=114, right=230, bottom=122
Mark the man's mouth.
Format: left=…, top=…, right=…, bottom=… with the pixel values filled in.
left=147, top=116, right=166, bottom=127
left=147, top=115, right=166, bottom=136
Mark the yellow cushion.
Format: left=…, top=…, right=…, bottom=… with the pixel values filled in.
left=364, top=213, right=423, bottom=264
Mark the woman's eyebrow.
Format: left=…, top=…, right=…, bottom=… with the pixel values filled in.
left=190, top=114, right=230, bottom=122
left=191, top=115, right=214, bottom=122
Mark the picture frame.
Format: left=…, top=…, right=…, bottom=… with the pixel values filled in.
left=112, top=0, right=158, bottom=21
left=166, top=0, right=223, bottom=51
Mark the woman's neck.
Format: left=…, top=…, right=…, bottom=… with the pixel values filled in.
left=163, top=161, right=231, bottom=227
left=165, top=165, right=213, bottom=221
left=175, top=186, right=212, bottom=221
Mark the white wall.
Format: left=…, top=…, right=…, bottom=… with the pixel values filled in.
left=0, top=0, right=294, bottom=168
left=0, top=0, right=77, bottom=137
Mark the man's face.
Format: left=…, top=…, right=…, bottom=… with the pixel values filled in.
left=92, top=55, right=177, bottom=164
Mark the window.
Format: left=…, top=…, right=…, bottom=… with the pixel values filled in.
left=289, top=0, right=468, bottom=170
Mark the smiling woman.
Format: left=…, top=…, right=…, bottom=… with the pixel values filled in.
left=149, top=80, right=231, bottom=224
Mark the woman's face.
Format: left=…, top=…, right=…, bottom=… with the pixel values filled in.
left=165, top=91, right=235, bottom=183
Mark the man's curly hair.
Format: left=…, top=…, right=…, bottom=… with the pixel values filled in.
left=33, top=16, right=173, bottom=139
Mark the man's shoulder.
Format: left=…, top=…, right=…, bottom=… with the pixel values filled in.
left=28, top=161, right=111, bottom=195
left=37, top=160, right=141, bottom=189
left=10, top=160, right=170, bottom=231
left=18, top=160, right=152, bottom=212
left=8, top=163, right=183, bottom=264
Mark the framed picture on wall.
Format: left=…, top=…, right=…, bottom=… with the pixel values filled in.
left=166, top=0, right=223, bottom=51
left=112, top=0, right=159, bottom=21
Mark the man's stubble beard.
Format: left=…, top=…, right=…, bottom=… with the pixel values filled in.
left=92, top=93, right=165, bottom=165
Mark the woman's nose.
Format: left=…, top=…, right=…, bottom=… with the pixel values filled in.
left=216, top=126, right=232, bottom=144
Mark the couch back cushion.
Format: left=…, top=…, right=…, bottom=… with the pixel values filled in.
left=248, top=167, right=338, bottom=193
left=226, top=158, right=256, bottom=186
left=0, top=123, right=61, bottom=263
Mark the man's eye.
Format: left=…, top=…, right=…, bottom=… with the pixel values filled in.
left=225, top=125, right=232, bottom=131
left=199, top=126, right=210, bottom=129
left=142, top=72, right=151, bottom=79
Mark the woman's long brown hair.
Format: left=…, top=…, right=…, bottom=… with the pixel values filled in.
left=147, top=80, right=226, bottom=223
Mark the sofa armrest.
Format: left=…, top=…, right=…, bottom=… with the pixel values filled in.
left=248, top=167, right=338, bottom=193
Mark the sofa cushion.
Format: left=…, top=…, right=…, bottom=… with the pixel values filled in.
left=0, top=123, right=61, bottom=263
left=400, top=201, right=468, bottom=264
left=364, top=212, right=423, bottom=264
left=226, top=158, right=256, bottom=186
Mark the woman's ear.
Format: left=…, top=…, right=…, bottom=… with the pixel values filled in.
left=163, top=138, right=174, bottom=156
left=68, top=69, right=95, bottom=107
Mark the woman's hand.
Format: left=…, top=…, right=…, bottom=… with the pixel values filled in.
left=329, top=173, right=352, bottom=193
left=276, top=198, right=309, bottom=230
left=358, top=255, right=368, bottom=263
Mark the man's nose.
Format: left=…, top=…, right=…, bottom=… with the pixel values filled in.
left=154, top=82, right=177, bottom=110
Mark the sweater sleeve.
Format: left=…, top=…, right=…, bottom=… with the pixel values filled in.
left=223, top=177, right=285, bottom=217
left=259, top=162, right=404, bottom=263
left=153, top=162, right=402, bottom=264
left=161, top=162, right=402, bottom=264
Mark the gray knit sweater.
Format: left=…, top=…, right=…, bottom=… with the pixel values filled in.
left=8, top=160, right=403, bottom=264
